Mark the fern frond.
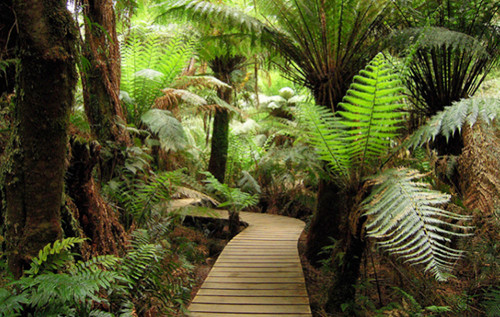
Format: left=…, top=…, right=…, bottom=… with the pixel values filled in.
left=363, top=168, right=472, bottom=281
left=298, top=102, right=350, bottom=179
left=141, top=109, right=187, bottom=151
left=201, top=171, right=258, bottom=212
left=121, top=33, right=195, bottom=125
left=338, top=53, right=406, bottom=171
left=0, top=288, right=28, bottom=316
left=408, top=97, right=500, bottom=148
left=390, top=27, right=490, bottom=57
left=121, top=243, right=162, bottom=284
left=27, top=237, right=87, bottom=276
left=159, top=0, right=264, bottom=35
left=173, top=75, right=231, bottom=90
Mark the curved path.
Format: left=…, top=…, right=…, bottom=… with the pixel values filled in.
left=170, top=200, right=312, bottom=316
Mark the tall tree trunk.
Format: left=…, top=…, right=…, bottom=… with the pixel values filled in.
left=3, top=0, right=77, bottom=278
left=207, top=55, right=245, bottom=237
left=306, top=180, right=347, bottom=265
left=81, top=0, right=130, bottom=181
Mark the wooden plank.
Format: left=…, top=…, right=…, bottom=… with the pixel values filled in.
left=189, top=303, right=311, bottom=314
left=204, top=277, right=305, bottom=283
left=192, top=295, right=310, bottom=305
left=210, top=267, right=303, bottom=273
left=213, top=262, right=302, bottom=268
left=201, top=282, right=306, bottom=290
left=208, top=272, right=303, bottom=278
left=196, top=288, right=308, bottom=297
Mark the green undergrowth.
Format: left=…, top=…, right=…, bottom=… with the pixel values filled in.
left=0, top=211, right=229, bottom=317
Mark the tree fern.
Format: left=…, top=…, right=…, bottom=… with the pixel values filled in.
left=363, top=168, right=472, bottom=281
left=338, top=53, right=406, bottom=171
left=408, top=96, right=500, bottom=148
left=141, top=108, right=187, bottom=151
left=120, top=33, right=195, bottom=125
left=299, top=53, right=406, bottom=180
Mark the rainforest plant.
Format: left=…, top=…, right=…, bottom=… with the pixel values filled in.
left=300, top=52, right=471, bottom=311
left=0, top=237, right=126, bottom=316
left=390, top=0, right=500, bottom=119
left=202, top=171, right=259, bottom=237
left=120, top=33, right=195, bottom=127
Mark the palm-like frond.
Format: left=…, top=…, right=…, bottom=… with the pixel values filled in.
left=259, top=0, right=390, bottom=108
left=141, top=109, right=187, bottom=151
left=363, top=168, right=472, bottom=281
left=338, top=53, right=406, bottom=171
left=121, top=33, right=195, bottom=124
left=390, top=0, right=500, bottom=116
left=408, top=97, right=500, bottom=148
left=158, top=0, right=264, bottom=35
left=298, top=102, right=350, bottom=179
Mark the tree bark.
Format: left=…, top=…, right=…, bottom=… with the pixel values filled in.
left=3, top=0, right=77, bottom=278
left=66, top=137, right=128, bottom=259
left=207, top=55, right=245, bottom=183
left=81, top=0, right=130, bottom=181
left=208, top=107, right=230, bottom=183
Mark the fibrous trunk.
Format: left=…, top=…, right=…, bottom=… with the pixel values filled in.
left=4, top=0, right=77, bottom=278
left=458, top=122, right=500, bottom=215
left=81, top=0, right=130, bottom=181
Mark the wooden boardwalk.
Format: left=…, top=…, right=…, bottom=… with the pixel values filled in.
left=171, top=200, right=312, bottom=316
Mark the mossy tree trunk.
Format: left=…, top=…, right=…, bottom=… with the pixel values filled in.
left=81, top=0, right=130, bottom=181
left=3, top=0, right=77, bottom=278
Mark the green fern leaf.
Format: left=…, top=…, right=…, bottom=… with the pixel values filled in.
left=141, top=109, right=187, bottom=151
left=27, top=237, right=86, bottom=276
left=363, top=168, right=472, bottom=281
left=298, top=102, right=350, bottom=179
left=338, top=53, right=406, bottom=171
left=408, top=96, right=500, bottom=148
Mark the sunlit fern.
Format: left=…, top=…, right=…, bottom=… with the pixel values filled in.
left=299, top=53, right=406, bottom=181
left=363, top=168, right=472, bottom=281
left=338, top=53, right=406, bottom=172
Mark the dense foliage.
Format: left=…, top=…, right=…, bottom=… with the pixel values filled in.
left=0, top=0, right=498, bottom=316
